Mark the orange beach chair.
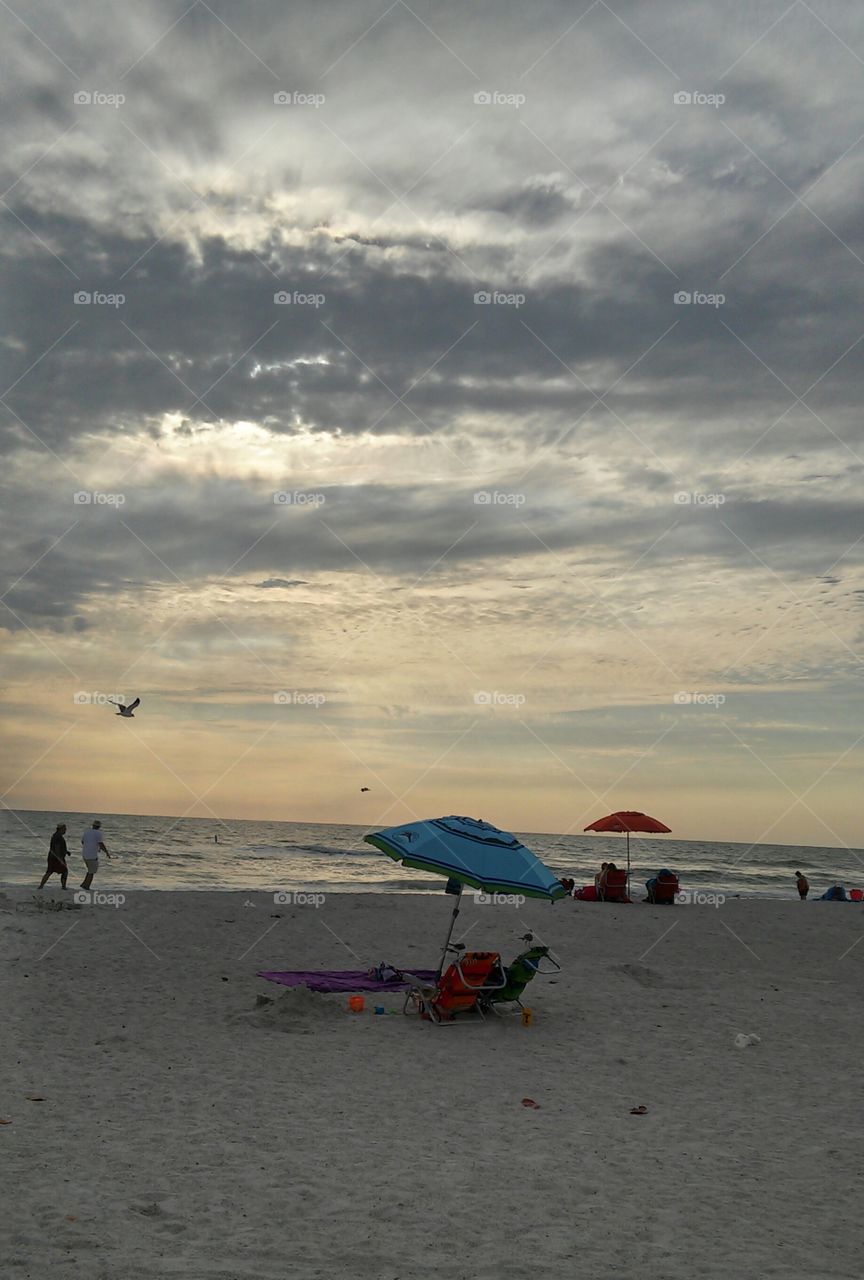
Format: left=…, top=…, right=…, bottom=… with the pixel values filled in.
left=404, top=949, right=503, bottom=1024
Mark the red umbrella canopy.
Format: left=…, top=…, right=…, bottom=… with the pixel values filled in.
left=584, top=811, right=671, bottom=834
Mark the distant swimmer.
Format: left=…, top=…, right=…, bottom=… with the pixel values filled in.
left=107, top=697, right=140, bottom=718
left=795, top=871, right=809, bottom=900
left=360, top=787, right=370, bottom=792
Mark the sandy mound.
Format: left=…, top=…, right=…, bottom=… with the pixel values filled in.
left=235, top=985, right=349, bottom=1034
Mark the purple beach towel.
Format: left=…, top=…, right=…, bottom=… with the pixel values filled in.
left=257, top=968, right=438, bottom=993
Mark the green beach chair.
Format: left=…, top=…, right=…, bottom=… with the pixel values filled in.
left=479, top=943, right=560, bottom=1013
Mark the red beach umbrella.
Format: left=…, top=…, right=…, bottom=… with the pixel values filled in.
left=583, top=811, right=672, bottom=893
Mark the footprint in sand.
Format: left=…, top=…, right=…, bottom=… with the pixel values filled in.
left=131, top=1202, right=165, bottom=1217
left=611, top=963, right=664, bottom=988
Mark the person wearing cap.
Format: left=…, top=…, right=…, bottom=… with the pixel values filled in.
left=80, top=819, right=111, bottom=890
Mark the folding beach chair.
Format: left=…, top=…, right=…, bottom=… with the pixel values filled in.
left=403, top=946, right=504, bottom=1024
left=646, top=872, right=679, bottom=904
left=598, top=868, right=630, bottom=902
left=478, top=943, right=561, bottom=1015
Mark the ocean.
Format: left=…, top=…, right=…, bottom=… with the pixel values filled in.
left=3, top=808, right=862, bottom=899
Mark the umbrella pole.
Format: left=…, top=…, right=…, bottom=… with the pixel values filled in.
left=626, top=831, right=631, bottom=898
left=437, top=884, right=463, bottom=978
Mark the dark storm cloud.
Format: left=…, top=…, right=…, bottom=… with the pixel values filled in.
left=3, top=201, right=864, bottom=460
left=2, top=461, right=862, bottom=631
left=478, top=179, right=578, bottom=227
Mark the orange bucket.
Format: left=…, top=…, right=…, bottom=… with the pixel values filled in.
left=348, top=995, right=365, bottom=1013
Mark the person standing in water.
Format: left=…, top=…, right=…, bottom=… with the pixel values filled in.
left=795, top=871, right=809, bottom=900
left=39, top=822, right=70, bottom=890
left=80, top=819, right=111, bottom=890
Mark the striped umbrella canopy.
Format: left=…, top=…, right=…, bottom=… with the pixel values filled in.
left=365, top=816, right=566, bottom=974
left=364, top=815, right=566, bottom=900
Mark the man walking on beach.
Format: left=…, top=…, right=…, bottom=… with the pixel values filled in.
left=80, top=819, right=111, bottom=890
left=795, top=871, right=809, bottom=899
left=39, top=822, right=70, bottom=890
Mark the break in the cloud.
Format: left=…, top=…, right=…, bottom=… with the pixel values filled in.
left=1, top=0, right=863, bottom=846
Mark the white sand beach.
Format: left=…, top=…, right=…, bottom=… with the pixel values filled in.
left=3, top=889, right=862, bottom=1279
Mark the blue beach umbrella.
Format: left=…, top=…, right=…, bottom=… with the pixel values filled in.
left=364, top=815, right=566, bottom=973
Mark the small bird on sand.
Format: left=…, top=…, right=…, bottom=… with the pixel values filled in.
left=107, top=697, right=140, bottom=718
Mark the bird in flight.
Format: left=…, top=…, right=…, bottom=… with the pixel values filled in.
left=360, top=786, right=370, bottom=792
left=108, top=697, right=140, bottom=718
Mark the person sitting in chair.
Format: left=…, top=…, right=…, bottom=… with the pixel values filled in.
left=820, top=883, right=848, bottom=901
left=598, top=863, right=629, bottom=902
left=645, top=868, right=680, bottom=903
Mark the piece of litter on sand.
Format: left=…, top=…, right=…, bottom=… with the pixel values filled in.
left=629, top=1105, right=648, bottom=1115
left=25, top=1095, right=45, bottom=1102
left=521, top=1098, right=541, bottom=1109
left=0, top=1118, right=12, bottom=1125
left=734, top=1032, right=761, bottom=1049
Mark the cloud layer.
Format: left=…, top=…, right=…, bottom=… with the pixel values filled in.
left=2, top=0, right=863, bottom=844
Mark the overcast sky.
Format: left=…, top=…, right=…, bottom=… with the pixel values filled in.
left=2, top=0, right=863, bottom=848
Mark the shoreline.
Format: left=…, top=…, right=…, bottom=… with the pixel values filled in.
left=5, top=813, right=862, bottom=907
left=8, top=803, right=864, bottom=853
left=4, top=881, right=854, bottom=903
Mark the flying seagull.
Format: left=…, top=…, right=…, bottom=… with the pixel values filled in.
left=108, top=697, right=140, bottom=718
